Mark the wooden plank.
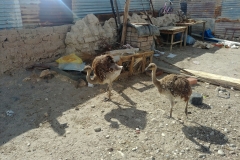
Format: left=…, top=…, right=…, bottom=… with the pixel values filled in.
left=184, top=69, right=240, bottom=90
left=120, top=0, right=131, bottom=45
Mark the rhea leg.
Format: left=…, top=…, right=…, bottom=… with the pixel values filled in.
left=185, top=100, right=189, bottom=117
left=169, top=98, right=175, bottom=118
left=108, top=82, right=113, bottom=99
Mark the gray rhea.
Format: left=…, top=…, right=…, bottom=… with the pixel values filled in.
left=145, top=63, right=192, bottom=118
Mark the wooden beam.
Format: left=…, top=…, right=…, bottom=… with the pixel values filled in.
left=120, top=0, right=131, bottom=45
left=184, top=69, right=240, bottom=90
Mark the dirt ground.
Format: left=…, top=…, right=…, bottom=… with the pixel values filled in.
left=0, top=44, right=240, bottom=160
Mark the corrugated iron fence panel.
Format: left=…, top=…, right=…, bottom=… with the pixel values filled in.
left=19, top=0, right=40, bottom=28
left=220, top=0, right=240, bottom=20
left=39, top=0, right=73, bottom=26
left=187, top=0, right=216, bottom=18
left=215, top=22, right=240, bottom=37
left=72, top=0, right=150, bottom=22
left=0, top=0, right=23, bottom=29
left=152, top=0, right=181, bottom=13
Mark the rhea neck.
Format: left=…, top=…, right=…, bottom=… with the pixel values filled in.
left=85, top=70, right=98, bottom=84
left=151, top=68, right=160, bottom=86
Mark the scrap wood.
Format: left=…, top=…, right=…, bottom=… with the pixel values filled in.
left=184, top=69, right=240, bottom=91
left=120, top=0, right=131, bottom=45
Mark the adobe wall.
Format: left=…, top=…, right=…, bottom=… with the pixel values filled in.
left=0, top=25, right=71, bottom=74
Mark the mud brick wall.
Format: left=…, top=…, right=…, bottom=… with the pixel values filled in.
left=0, top=25, right=71, bottom=74
left=126, top=27, right=154, bottom=51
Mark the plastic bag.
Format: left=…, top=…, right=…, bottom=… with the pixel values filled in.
left=56, top=53, right=85, bottom=71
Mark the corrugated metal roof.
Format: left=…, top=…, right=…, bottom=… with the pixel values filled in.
left=215, top=22, right=240, bottom=37
left=0, top=0, right=23, bottom=29
left=72, top=0, right=150, bottom=22
left=19, top=0, right=40, bottom=28
left=152, top=0, right=181, bottom=13
left=39, top=0, right=73, bottom=26
left=220, top=0, right=240, bottom=20
left=187, top=1, right=216, bottom=18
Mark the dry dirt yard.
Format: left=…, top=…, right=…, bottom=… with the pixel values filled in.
left=0, top=45, right=240, bottom=160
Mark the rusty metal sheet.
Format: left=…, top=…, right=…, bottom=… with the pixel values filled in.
left=187, top=1, right=216, bottom=18
left=215, top=22, right=240, bottom=38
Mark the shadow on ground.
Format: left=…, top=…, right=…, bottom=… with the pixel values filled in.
left=104, top=107, right=147, bottom=129
left=182, top=122, right=228, bottom=153
left=0, top=70, right=151, bottom=146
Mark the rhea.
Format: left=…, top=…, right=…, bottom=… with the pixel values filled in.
left=83, top=54, right=123, bottom=100
left=145, top=63, right=192, bottom=118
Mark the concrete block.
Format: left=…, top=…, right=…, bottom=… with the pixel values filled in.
left=24, top=36, right=42, bottom=45
left=42, top=35, right=50, bottom=41
left=127, top=27, right=132, bottom=32
left=127, top=31, right=131, bottom=37
left=36, top=27, right=54, bottom=35
left=0, top=35, right=7, bottom=42
left=141, top=41, right=151, bottom=47
left=138, top=37, right=148, bottom=42
left=17, top=29, right=32, bottom=35
left=59, top=33, right=66, bottom=40
left=140, top=46, right=151, bottom=51
left=50, top=33, right=60, bottom=41
left=53, top=24, right=71, bottom=34
left=148, top=36, right=153, bottom=41
left=187, top=77, right=197, bottom=85
left=189, top=93, right=203, bottom=105
left=6, top=35, right=17, bottom=43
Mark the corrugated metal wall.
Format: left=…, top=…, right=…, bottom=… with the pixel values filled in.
left=187, top=0, right=216, bottom=18
left=220, top=0, right=240, bottom=20
left=215, top=0, right=240, bottom=38
left=0, top=0, right=23, bottom=29
left=39, top=0, right=73, bottom=26
left=72, top=0, right=150, bottom=22
left=152, top=0, right=181, bottom=13
left=19, top=0, right=40, bottom=28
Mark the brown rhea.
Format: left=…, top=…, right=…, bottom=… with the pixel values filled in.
left=83, top=54, right=123, bottom=100
left=145, top=63, right=192, bottom=118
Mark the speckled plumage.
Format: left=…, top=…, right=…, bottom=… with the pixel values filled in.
left=84, top=54, right=123, bottom=100
left=145, top=63, right=192, bottom=118
left=92, top=55, right=115, bottom=82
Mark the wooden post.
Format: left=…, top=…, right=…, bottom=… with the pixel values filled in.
left=121, top=0, right=131, bottom=45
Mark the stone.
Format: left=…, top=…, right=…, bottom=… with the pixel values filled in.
left=198, top=154, right=206, bottom=158
left=189, top=93, right=203, bottom=105
left=229, top=144, right=236, bottom=147
left=218, top=149, right=225, bottom=156
left=106, top=135, right=110, bottom=139
left=94, top=127, right=101, bottom=132
left=224, top=128, right=229, bottom=133
left=223, top=136, right=228, bottom=141
left=187, top=77, right=197, bottom=85
left=210, top=131, right=214, bottom=136
left=229, top=151, right=235, bottom=154
left=132, top=147, right=137, bottom=151
left=39, top=69, right=56, bottom=79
